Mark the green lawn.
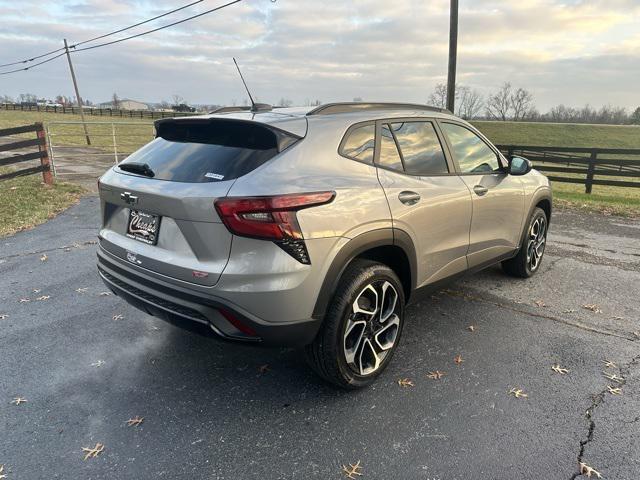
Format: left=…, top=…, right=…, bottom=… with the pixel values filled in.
left=0, top=168, right=86, bottom=237
left=0, top=110, right=154, bottom=151
left=472, top=121, right=640, bottom=149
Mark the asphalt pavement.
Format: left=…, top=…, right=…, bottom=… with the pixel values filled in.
left=1, top=196, right=638, bottom=480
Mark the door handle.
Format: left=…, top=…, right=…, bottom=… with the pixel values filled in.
left=473, top=185, right=489, bottom=196
left=398, top=191, right=421, bottom=205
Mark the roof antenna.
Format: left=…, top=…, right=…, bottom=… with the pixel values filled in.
left=233, top=57, right=270, bottom=113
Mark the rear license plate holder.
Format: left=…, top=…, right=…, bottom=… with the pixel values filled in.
left=126, top=210, right=161, bottom=245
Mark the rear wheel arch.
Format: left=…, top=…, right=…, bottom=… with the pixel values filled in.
left=312, top=229, right=416, bottom=320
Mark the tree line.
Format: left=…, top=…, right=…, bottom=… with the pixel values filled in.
left=428, top=82, right=640, bottom=125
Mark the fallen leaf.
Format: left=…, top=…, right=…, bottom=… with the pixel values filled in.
left=341, top=460, right=363, bottom=479
left=563, top=308, right=576, bottom=313
left=32, top=289, right=41, bottom=293
left=82, top=443, right=105, bottom=460
left=99, top=292, right=112, bottom=296
left=0, top=464, right=5, bottom=479
left=633, top=331, right=640, bottom=339
left=467, top=325, right=476, bottom=332
left=534, top=299, right=546, bottom=307
left=11, top=397, right=27, bottom=406
left=19, top=298, right=30, bottom=303
left=427, top=371, right=446, bottom=380
left=397, top=378, right=414, bottom=387
left=91, top=360, right=105, bottom=368
left=607, top=385, right=622, bottom=395
left=35, top=295, right=50, bottom=301
left=603, top=372, right=624, bottom=384
left=603, top=360, right=617, bottom=369
left=76, top=287, right=88, bottom=293
left=611, top=315, right=625, bottom=320
left=258, top=364, right=270, bottom=374
left=582, top=304, right=602, bottom=313
left=40, top=254, right=47, bottom=262
left=579, top=462, right=602, bottom=478
left=112, top=314, right=124, bottom=321
left=0, top=314, right=8, bottom=320
left=126, top=416, right=144, bottom=427
left=552, top=364, right=569, bottom=374
left=454, top=355, right=464, bottom=365
left=508, top=388, right=528, bottom=399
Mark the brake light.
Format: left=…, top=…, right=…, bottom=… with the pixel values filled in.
left=214, top=192, right=335, bottom=264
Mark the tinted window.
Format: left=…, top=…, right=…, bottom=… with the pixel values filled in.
left=388, top=122, right=448, bottom=175
left=340, top=124, right=375, bottom=163
left=378, top=124, right=403, bottom=171
left=440, top=123, right=500, bottom=173
left=119, top=121, right=291, bottom=183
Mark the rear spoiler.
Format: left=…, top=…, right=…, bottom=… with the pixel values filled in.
left=154, top=117, right=302, bottom=153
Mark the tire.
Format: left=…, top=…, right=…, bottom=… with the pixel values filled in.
left=502, top=207, right=548, bottom=278
left=304, top=259, right=405, bottom=389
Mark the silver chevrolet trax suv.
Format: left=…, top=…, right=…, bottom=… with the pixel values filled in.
left=97, top=102, right=552, bottom=389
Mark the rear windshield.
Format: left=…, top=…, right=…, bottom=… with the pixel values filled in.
left=118, top=121, right=296, bottom=183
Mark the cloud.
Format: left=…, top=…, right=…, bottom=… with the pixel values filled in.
left=0, top=0, right=638, bottom=110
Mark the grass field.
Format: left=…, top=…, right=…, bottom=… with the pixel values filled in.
left=0, top=110, right=154, bottom=151
left=0, top=168, right=86, bottom=237
left=473, top=120, right=640, bottom=149
left=1, top=110, right=639, bottom=217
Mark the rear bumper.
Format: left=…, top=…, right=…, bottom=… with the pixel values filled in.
left=97, top=247, right=321, bottom=347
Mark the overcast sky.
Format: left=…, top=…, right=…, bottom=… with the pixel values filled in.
left=1, top=0, right=639, bottom=110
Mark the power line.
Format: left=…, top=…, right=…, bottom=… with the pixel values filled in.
left=0, top=47, right=65, bottom=69
left=0, top=0, right=224, bottom=70
left=0, top=52, right=66, bottom=76
left=70, top=0, right=206, bottom=49
left=72, top=0, right=243, bottom=53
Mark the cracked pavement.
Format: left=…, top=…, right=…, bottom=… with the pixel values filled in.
left=1, top=198, right=639, bottom=479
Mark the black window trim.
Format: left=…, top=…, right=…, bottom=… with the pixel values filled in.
left=436, top=120, right=508, bottom=175
left=337, top=120, right=377, bottom=166
left=372, top=117, right=455, bottom=178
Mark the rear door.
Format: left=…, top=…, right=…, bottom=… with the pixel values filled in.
left=98, top=118, right=302, bottom=287
left=375, top=119, right=472, bottom=287
left=438, top=121, right=524, bottom=268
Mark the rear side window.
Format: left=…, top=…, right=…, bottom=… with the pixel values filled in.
left=377, top=121, right=449, bottom=176
left=389, top=122, right=448, bottom=175
left=340, top=124, right=375, bottom=164
left=119, top=121, right=297, bottom=183
left=379, top=124, right=403, bottom=171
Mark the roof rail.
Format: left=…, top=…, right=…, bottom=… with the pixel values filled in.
left=307, top=102, right=453, bottom=116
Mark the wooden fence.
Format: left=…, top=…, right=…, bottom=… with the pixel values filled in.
left=1, top=102, right=198, bottom=119
left=0, top=122, right=53, bottom=184
left=496, top=145, right=640, bottom=193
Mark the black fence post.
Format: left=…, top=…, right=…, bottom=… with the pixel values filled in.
left=585, top=150, right=597, bottom=194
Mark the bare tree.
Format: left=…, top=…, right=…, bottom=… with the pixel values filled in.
left=486, top=83, right=512, bottom=121
left=428, top=83, right=448, bottom=109
left=112, top=92, right=121, bottom=109
left=171, top=94, right=185, bottom=106
left=278, top=97, right=293, bottom=107
left=510, top=87, right=534, bottom=121
left=631, top=107, right=640, bottom=125
left=457, top=86, right=484, bottom=119
left=352, top=97, right=363, bottom=102
left=0, top=94, right=14, bottom=103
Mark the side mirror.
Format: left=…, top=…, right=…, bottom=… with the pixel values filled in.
left=508, top=156, right=532, bottom=176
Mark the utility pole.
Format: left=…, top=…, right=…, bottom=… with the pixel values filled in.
left=63, top=39, right=91, bottom=145
left=446, top=0, right=458, bottom=114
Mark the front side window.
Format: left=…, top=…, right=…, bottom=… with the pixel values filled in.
left=388, top=122, right=448, bottom=175
left=440, top=122, right=501, bottom=174
left=340, top=124, right=375, bottom=164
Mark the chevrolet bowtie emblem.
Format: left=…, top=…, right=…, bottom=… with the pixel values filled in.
left=120, top=191, right=138, bottom=205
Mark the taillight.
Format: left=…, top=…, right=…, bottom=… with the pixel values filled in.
left=215, top=191, right=335, bottom=264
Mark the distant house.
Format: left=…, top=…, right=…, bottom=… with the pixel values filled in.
left=98, top=99, right=149, bottom=110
